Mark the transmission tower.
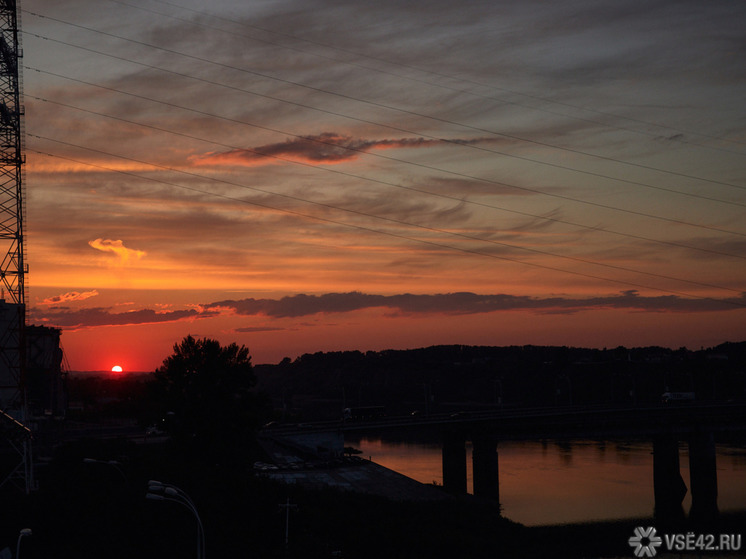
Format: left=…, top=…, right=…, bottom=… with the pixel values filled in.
left=0, top=0, right=32, bottom=494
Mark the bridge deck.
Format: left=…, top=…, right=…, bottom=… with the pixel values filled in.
left=264, top=402, right=746, bottom=441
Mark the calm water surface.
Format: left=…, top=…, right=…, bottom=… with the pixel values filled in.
left=351, top=437, right=746, bottom=526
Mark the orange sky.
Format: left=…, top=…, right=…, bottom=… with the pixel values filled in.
left=19, top=0, right=746, bottom=371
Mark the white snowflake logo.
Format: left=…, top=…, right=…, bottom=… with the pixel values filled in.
left=629, top=527, right=662, bottom=557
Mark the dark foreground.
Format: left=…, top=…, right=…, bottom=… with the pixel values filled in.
left=1, top=437, right=744, bottom=559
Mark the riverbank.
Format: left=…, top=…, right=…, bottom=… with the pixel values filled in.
left=2, top=433, right=743, bottom=558
left=251, top=436, right=746, bottom=558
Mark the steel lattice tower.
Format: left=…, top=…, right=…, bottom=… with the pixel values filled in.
left=0, top=0, right=31, bottom=494
left=0, top=1, right=24, bottom=307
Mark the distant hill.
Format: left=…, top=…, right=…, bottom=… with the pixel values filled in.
left=255, top=342, right=746, bottom=421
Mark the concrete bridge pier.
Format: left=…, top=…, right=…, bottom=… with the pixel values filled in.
left=442, top=431, right=467, bottom=494
left=653, top=434, right=687, bottom=524
left=472, top=435, right=499, bottom=502
left=688, top=431, right=718, bottom=524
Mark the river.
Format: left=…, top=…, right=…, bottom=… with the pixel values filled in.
left=349, top=437, right=746, bottom=526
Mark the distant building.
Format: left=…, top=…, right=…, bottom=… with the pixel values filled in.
left=0, top=299, right=66, bottom=419
left=26, top=325, right=66, bottom=418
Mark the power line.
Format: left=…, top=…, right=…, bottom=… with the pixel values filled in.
left=22, top=5, right=746, bottom=304
left=143, top=0, right=746, bottom=155
left=26, top=141, right=746, bottom=308
left=22, top=9, right=746, bottom=204
left=30, top=127, right=745, bottom=294
left=113, top=0, right=746, bottom=185
left=24, top=65, right=746, bottom=244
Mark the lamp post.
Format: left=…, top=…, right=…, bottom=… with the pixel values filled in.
left=278, top=497, right=298, bottom=549
left=146, top=481, right=205, bottom=559
left=16, top=528, right=31, bottom=559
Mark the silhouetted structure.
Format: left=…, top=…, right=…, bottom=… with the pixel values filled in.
left=0, top=0, right=29, bottom=493
left=267, top=401, right=743, bottom=523
left=26, top=325, right=66, bottom=418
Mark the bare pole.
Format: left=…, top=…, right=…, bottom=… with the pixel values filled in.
left=278, top=497, right=298, bottom=552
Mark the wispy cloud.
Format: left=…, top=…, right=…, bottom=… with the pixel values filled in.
left=88, top=239, right=146, bottom=264
left=190, top=133, right=489, bottom=167
left=31, top=307, right=209, bottom=330
left=40, top=290, right=99, bottom=306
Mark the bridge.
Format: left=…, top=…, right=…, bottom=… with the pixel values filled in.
left=262, top=402, right=746, bottom=522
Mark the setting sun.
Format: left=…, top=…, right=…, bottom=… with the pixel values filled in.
left=111, top=365, right=123, bottom=373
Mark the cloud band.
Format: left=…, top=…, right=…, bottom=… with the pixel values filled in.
left=30, top=290, right=746, bottom=330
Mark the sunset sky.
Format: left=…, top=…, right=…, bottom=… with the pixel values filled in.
left=20, top=0, right=746, bottom=371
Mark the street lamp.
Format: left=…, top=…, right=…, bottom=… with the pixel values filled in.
left=146, top=481, right=205, bottom=559
left=16, top=528, right=31, bottom=559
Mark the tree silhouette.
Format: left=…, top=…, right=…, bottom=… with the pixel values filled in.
left=153, top=335, right=265, bottom=461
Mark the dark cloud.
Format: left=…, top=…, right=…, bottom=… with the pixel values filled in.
left=30, top=291, right=745, bottom=331
left=29, top=307, right=209, bottom=330
left=191, top=133, right=490, bottom=167
left=204, top=290, right=746, bottom=318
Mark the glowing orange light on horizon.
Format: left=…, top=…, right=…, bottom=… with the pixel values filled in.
left=111, top=365, right=123, bottom=373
